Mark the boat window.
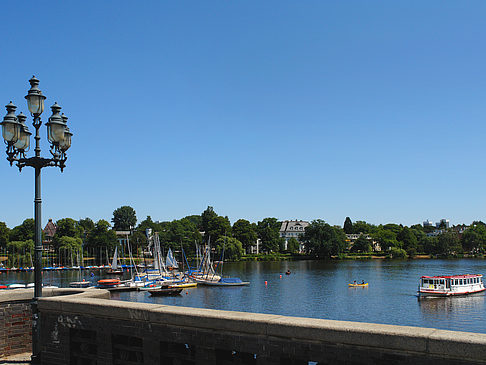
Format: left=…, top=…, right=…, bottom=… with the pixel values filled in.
left=460, top=279, right=463, bottom=285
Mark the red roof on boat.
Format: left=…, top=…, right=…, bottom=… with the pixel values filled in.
left=420, top=274, right=482, bottom=279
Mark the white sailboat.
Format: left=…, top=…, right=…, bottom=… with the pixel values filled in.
left=107, top=246, right=123, bottom=274
left=165, top=248, right=179, bottom=270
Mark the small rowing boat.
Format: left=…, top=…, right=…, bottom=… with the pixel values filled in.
left=348, top=283, right=368, bottom=287
left=171, top=282, right=197, bottom=289
left=97, top=279, right=120, bottom=289
left=148, top=287, right=183, bottom=296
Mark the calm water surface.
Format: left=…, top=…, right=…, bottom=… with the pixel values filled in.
left=3, top=259, right=486, bottom=333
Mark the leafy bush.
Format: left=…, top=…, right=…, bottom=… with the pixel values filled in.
left=388, top=247, right=408, bottom=259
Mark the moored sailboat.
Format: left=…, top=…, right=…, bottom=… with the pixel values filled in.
left=106, top=246, right=123, bottom=275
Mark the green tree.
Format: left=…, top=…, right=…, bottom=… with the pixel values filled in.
left=372, top=227, right=399, bottom=250
left=286, top=237, right=300, bottom=253
left=183, top=215, right=202, bottom=229
left=201, top=206, right=218, bottom=241
left=422, top=225, right=436, bottom=234
left=353, top=221, right=376, bottom=234
left=421, top=236, right=438, bottom=254
left=436, top=231, right=462, bottom=256
left=78, top=217, right=95, bottom=246
left=232, top=219, right=257, bottom=253
left=112, top=206, right=137, bottom=231
left=78, top=218, right=95, bottom=235
left=0, top=222, right=9, bottom=248
left=383, top=223, right=403, bottom=236
left=343, top=217, right=353, bottom=234
left=129, top=230, right=148, bottom=255
left=164, top=217, right=202, bottom=254
left=7, top=239, right=34, bottom=267
left=302, top=220, right=346, bottom=258
left=257, top=218, right=282, bottom=253
left=350, top=234, right=371, bottom=253
left=397, top=227, right=418, bottom=257
left=55, top=218, right=80, bottom=238
left=137, top=216, right=157, bottom=233
left=215, top=236, right=244, bottom=261
left=462, top=223, right=486, bottom=253
left=389, top=247, right=408, bottom=259
left=10, top=219, right=35, bottom=242
left=57, top=236, right=83, bottom=266
left=53, top=218, right=81, bottom=249
left=206, top=216, right=232, bottom=243
left=86, top=220, right=117, bottom=251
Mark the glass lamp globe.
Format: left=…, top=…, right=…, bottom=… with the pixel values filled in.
left=24, top=76, right=46, bottom=116
left=13, top=113, right=31, bottom=151
left=46, top=103, right=65, bottom=144
left=60, top=127, right=72, bottom=151
left=1, top=102, right=21, bottom=143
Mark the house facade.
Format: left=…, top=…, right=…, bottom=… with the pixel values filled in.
left=279, top=220, right=309, bottom=252
left=42, top=219, right=57, bottom=248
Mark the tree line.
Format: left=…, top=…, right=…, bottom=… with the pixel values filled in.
left=1, top=208, right=486, bottom=264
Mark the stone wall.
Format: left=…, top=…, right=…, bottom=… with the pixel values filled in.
left=0, top=288, right=110, bottom=360
left=0, top=299, right=32, bottom=357
left=37, top=292, right=486, bottom=365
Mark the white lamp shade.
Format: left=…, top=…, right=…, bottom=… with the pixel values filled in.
left=2, top=122, right=20, bottom=143
left=14, top=129, right=30, bottom=151
left=26, top=94, right=45, bottom=115
left=60, top=129, right=72, bottom=151
left=47, top=122, right=65, bottom=144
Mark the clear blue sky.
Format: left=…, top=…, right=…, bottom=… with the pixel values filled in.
left=1, top=1, right=486, bottom=228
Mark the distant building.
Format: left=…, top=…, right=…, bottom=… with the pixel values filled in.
left=42, top=219, right=57, bottom=247
left=345, top=233, right=381, bottom=252
left=279, top=220, right=309, bottom=252
left=423, top=220, right=434, bottom=227
left=436, top=219, right=450, bottom=229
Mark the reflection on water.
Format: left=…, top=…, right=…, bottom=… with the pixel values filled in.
left=418, top=294, right=485, bottom=331
left=3, top=259, right=486, bottom=333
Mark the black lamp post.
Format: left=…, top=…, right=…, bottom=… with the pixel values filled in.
left=1, top=77, right=72, bottom=364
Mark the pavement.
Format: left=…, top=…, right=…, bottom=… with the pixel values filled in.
left=0, top=353, right=31, bottom=364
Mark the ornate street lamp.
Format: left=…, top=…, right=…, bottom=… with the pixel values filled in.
left=1, top=76, right=72, bottom=364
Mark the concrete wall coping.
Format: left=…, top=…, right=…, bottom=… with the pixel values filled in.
left=0, top=288, right=110, bottom=303
left=37, top=290, right=486, bottom=362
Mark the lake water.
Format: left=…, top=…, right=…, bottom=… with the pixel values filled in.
left=3, top=259, right=486, bottom=334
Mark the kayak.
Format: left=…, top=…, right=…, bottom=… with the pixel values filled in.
left=348, top=283, right=368, bottom=287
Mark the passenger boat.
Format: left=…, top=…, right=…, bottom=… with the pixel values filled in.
left=418, top=274, right=485, bottom=297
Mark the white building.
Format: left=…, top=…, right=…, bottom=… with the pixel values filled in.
left=279, top=220, right=309, bottom=251
left=436, top=219, right=450, bottom=229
